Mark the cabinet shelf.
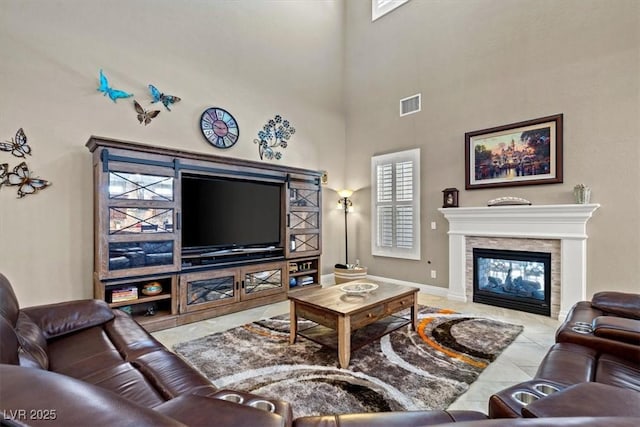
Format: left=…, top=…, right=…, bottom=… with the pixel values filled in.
left=109, top=293, right=172, bottom=308
left=290, top=268, right=318, bottom=278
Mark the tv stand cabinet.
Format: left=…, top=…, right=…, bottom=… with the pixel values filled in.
left=87, top=136, right=322, bottom=332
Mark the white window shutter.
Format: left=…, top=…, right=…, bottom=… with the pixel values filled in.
left=371, top=149, right=420, bottom=260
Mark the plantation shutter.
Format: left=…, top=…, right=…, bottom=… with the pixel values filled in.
left=371, top=149, right=420, bottom=260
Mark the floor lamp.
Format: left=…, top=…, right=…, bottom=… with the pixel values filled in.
left=337, top=189, right=353, bottom=265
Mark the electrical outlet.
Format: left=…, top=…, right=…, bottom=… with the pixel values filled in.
left=430, top=270, right=437, bottom=279
left=431, top=221, right=436, bottom=230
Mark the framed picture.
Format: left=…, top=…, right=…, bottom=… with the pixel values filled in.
left=465, top=114, right=563, bottom=190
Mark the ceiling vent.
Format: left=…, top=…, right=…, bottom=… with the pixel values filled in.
left=400, top=93, right=421, bottom=117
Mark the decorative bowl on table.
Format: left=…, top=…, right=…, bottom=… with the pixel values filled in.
left=339, top=282, right=378, bottom=295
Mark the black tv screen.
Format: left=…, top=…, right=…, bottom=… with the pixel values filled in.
left=181, top=175, right=282, bottom=251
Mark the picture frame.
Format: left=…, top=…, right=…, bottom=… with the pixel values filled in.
left=465, top=114, right=563, bottom=190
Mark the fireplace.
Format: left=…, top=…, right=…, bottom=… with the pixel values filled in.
left=473, top=248, right=551, bottom=316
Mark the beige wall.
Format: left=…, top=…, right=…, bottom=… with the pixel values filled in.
left=343, top=0, right=640, bottom=296
left=0, top=0, right=346, bottom=306
left=2, top=0, right=638, bottom=308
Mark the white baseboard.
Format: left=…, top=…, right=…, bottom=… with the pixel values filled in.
left=324, top=273, right=448, bottom=297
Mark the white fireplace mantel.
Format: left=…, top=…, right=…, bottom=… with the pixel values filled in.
left=438, top=204, right=600, bottom=319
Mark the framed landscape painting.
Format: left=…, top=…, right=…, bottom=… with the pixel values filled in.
left=465, top=114, right=563, bottom=190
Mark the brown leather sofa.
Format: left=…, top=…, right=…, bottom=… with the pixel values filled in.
left=489, top=291, right=640, bottom=418
left=0, top=272, right=292, bottom=427
left=3, top=270, right=639, bottom=427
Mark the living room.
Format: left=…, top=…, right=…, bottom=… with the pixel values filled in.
left=1, top=0, right=639, bottom=426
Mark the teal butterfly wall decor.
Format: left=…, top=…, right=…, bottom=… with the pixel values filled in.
left=5, top=162, right=51, bottom=198
left=0, top=128, right=31, bottom=158
left=149, top=84, right=180, bottom=111
left=98, top=69, right=133, bottom=102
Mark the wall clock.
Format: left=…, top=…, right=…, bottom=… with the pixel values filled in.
left=200, top=107, right=239, bottom=149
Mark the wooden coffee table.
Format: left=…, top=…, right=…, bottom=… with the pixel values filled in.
left=288, top=281, right=418, bottom=368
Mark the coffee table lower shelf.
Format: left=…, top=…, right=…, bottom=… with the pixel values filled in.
left=296, top=315, right=410, bottom=352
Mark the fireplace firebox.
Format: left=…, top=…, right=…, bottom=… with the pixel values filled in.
left=473, top=248, right=551, bottom=316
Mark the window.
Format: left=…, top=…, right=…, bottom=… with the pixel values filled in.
left=372, top=0, right=411, bottom=21
left=371, top=148, right=420, bottom=260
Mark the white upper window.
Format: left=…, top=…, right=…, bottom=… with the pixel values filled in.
left=371, top=148, right=421, bottom=260
left=372, top=0, right=411, bottom=21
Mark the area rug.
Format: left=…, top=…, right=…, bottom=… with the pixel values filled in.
left=173, top=306, right=523, bottom=418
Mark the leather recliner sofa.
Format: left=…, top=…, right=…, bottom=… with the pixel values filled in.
left=0, top=272, right=292, bottom=427
left=3, top=271, right=640, bottom=427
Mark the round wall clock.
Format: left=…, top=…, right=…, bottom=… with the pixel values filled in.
left=200, top=107, right=239, bottom=149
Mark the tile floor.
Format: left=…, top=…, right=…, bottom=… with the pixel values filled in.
left=153, top=289, right=561, bottom=414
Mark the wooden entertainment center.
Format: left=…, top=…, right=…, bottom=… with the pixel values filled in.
left=86, top=136, right=322, bottom=332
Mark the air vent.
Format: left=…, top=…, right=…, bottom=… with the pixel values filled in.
left=400, top=93, right=421, bottom=117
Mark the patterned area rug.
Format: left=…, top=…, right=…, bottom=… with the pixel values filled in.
left=173, top=306, right=522, bottom=418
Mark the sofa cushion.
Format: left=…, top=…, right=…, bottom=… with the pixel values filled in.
left=133, top=349, right=214, bottom=400
left=595, top=353, right=640, bottom=392
left=104, top=309, right=166, bottom=360
left=15, top=311, right=48, bottom=369
left=591, top=292, right=640, bottom=320
left=22, top=299, right=114, bottom=339
left=80, top=361, right=166, bottom=408
left=534, top=343, right=597, bottom=385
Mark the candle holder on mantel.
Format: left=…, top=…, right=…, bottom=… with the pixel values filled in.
left=574, top=184, right=591, bottom=204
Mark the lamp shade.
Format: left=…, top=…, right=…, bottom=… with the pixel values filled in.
left=338, top=189, right=353, bottom=198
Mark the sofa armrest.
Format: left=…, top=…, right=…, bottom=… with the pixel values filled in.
left=521, top=382, right=640, bottom=418
left=591, top=292, right=640, bottom=320
left=155, top=394, right=289, bottom=427
left=593, top=316, right=640, bottom=345
left=21, top=299, right=114, bottom=339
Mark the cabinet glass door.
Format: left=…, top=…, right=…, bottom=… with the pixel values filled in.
left=242, top=262, right=285, bottom=300
left=180, top=270, right=239, bottom=313
left=108, top=172, right=174, bottom=201
left=287, top=182, right=321, bottom=258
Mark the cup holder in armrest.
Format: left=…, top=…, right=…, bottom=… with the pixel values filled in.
left=573, top=321, right=592, bottom=328
left=248, top=399, right=276, bottom=413
left=571, top=325, right=593, bottom=334
left=533, top=383, right=560, bottom=396
left=512, top=391, right=540, bottom=406
left=217, top=393, right=244, bottom=404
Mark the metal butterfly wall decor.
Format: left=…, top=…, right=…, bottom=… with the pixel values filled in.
left=0, top=163, right=8, bottom=188
left=149, top=84, right=181, bottom=111
left=134, top=100, right=160, bottom=125
left=0, top=128, right=31, bottom=158
left=98, top=69, right=133, bottom=102
left=5, top=161, right=51, bottom=198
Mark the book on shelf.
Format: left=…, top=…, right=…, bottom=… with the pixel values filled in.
left=297, top=275, right=314, bottom=286
left=111, top=286, right=138, bottom=302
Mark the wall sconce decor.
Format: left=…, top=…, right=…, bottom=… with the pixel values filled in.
left=442, top=188, right=459, bottom=208
left=337, top=189, right=354, bottom=264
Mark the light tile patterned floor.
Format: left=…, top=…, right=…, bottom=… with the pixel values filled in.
left=153, top=290, right=560, bottom=415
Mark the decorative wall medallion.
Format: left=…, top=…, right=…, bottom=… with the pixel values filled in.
left=1, top=128, right=31, bottom=158
left=5, top=162, right=51, bottom=198
left=97, top=69, right=133, bottom=102
left=134, top=100, right=160, bottom=125
left=200, top=107, right=239, bottom=149
left=254, top=114, right=295, bottom=160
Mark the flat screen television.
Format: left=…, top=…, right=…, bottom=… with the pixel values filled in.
left=181, top=174, right=282, bottom=252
